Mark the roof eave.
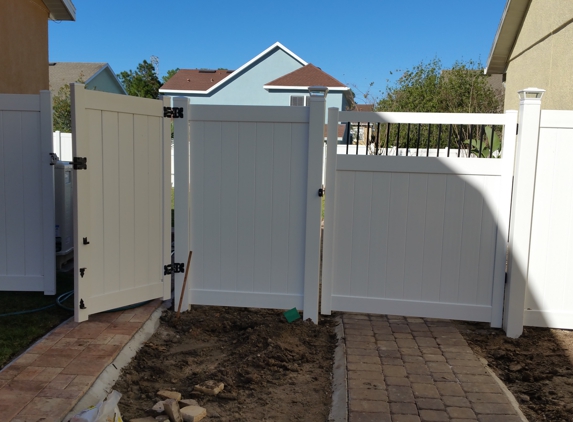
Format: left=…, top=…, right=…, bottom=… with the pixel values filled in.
left=264, top=85, right=349, bottom=91
left=43, top=0, right=76, bottom=21
left=485, top=0, right=531, bottom=75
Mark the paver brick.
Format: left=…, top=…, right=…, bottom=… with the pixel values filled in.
left=347, top=348, right=379, bottom=356
left=426, top=362, right=452, bottom=373
left=402, top=355, right=425, bottom=364
left=390, top=402, right=418, bottom=414
left=379, top=350, right=402, bottom=358
left=385, top=377, right=411, bottom=386
left=411, top=383, right=440, bottom=398
left=423, top=354, right=446, bottom=362
left=400, top=348, right=422, bottom=356
left=415, top=337, right=438, bottom=347
left=447, top=406, right=476, bottom=419
left=397, top=339, right=418, bottom=348
left=431, top=372, right=458, bottom=382
left=346, top=335, right=376, bottom=343
left=391, top=325, right=412, bottom=333
left=384, top=366, right=407, bottom=377
left=419, top=347, right=442, bottom=355
left=419, top=409, right=449, bottom=421
left=452, top=366, right=489, bottom=375
left=377, top=334, right=399, bottom=341
left=456, top=374, right=497, bottom=384
left=448, top=359, right=483, bottom=367
left=409, top=375, right=433, bottom=384
left=477, top=415, right=521, bottom=422
left=350, top=341, right=378, bottom=350
left=348, top=378, right=385, bottom=390
left=436, top=338, right=468, bottom=346
left=377, top=341, right=399, bottom=350
left=435, top=382, right=464, bottom=397
left=348, top=355, right=381, bottom=364
left=405, top=363, right=430, bottom=375
left=387, top=386, right=415, bottom=402
left=416, top=398, right=445, bottom=410
left=442, top=396, right=471, bottom=408
left=350, top=399, right=390, bottom=413
left=350, top=388, right=388, bottom=401
left=443, top=352, right=477, bottom=361
left=412, top=331, right=434, bottom=338
left=472, top=403, right=516, bottom=415
left=349, top=411, right=392, bottom=422
left=348, top=362, right=383, bottom=372
left=381, top=357, right=405, bottom=366
left=392, top=415, right=421, bottom=422
left=461, top=383, right=502, bottom=394
left=348, top=370, right=384, bottom=381
left=466, top=393, right=509, bottom=404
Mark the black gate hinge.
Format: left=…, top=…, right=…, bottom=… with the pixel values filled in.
left=163, top=107, right=184, bottom=119
left=73, top=157, right=87, bottom=170
left=80, top=267, right=86, bottom=278
left=80, top=299, right=86, bottom=309
left=516, top=124, right=519, bottom=135
left=164, top=262, right=185, bottom=275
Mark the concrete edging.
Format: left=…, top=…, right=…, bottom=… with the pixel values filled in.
left=63, top=300, right=170, bottom=421
left=328, top=315, right=347, bottom=422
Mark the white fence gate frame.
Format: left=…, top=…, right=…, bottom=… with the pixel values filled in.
left=321, top=108, right=518, bottom=327
left=173, top=94, right=326, bottom=322
left=0, top=92, right=55, bottom=294
left=71, top=84, right=171, bottom=322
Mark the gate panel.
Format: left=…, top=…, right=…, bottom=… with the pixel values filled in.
left=322, top=110, right=518, bottom=325
left=0, top=92, right=55, bottom=294
left=174, top=101, right=325, bottom=321
left=71, top=85, right=170, bottom=322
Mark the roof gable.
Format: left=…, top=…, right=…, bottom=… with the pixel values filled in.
left=486, top=0, right=531, bottom=74
left=159, top=42, right=307, bottom=94
left=49, top=62, right=126, bottom=95
left=264, top=64, right=348, bottom=90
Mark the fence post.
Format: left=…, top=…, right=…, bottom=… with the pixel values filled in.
left=303, top=86, right=328, bottom=323
left=320, top=107, right=340, bottom=315
left=173, top=97, right=191, bottom=312
left=504, top=87, right=545, bottom=338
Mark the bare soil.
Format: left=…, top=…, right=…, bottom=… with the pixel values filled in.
left=113, top=306, right=337, bottom=422
left=456, top=321, right=573, bottom=422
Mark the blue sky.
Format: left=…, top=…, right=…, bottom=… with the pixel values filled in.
left=49, top=0, right=506, bottom=103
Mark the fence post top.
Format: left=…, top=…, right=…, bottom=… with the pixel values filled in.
left=518, top=87, right=545, bottom=102
left=308, top=86, right=328, bottom=99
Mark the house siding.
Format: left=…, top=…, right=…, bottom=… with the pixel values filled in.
left=86, top=68, right=126, bottom=94
left=504, top=0, right=573, bottom=110
left=0, top=0, right=50, bottom=94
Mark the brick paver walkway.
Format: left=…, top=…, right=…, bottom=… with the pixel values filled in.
left=0, top=299, right=162, bottom=422
left=343, top=313, right=524, bottom=422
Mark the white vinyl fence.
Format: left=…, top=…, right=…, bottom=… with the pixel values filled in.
left=53, top=131, right=73, bottom=161
left=0, top=92, right=55, bottom=294
left=173, top=95, right=326, bottom=322
left=321, top=109, right=517, bottom=327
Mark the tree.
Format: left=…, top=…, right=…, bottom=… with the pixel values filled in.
left=162, top=68, right=179, bottom=84
left=374, top=58, right=504, bottom=153
left=52, top=85, right=72, bottom=132
left=117, top=60, right=161, bottom=99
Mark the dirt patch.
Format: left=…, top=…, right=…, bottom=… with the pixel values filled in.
left=456, top=321, right=573, bottom=422
left=113, top=306, right=337, bottom=421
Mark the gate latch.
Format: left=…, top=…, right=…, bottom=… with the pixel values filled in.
left=164, top=263, right=185, bottom=275
left=318, top=186, right=325, bottom=197
left=73, top=157, right=87, bottom=170
left=163, top=107, right=184, bottom=119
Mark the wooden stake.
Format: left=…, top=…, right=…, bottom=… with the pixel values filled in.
left=176, top=250, right=192, bottom=319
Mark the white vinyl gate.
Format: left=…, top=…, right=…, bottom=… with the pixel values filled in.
left=0, top=92, right=55, bottom=294
left=172, top=94, right=326, bottom=322
left=321, top=109, right=518, bottom=327
left=71, top=84, right=171, bottom=322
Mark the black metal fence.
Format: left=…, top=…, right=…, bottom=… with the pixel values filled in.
left=341, top=122, right=503, bottom=158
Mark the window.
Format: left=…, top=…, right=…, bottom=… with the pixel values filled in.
left=290, top=95, right=309, bottom=106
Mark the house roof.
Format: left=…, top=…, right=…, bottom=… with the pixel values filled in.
left=354, top=104, right=374, bottom=112
left=159, top=42, right=308, bottom=94
left=42, top=0, right=76, bottom=21
left=264, top=64, right=349, bottom=91
left=49, top=62, right=126, bottom=95
left=485, top=0, right=531, bottom=74
left=160, top=69, right=234, bottom=92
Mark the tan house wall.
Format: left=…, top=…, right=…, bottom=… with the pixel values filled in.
left=504, top=0, right=573, bottom=110
left=0, top=0, right=50, bottom=94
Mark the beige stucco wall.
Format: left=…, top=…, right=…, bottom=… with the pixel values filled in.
left=0, top=0, right=50, bottom=94
left=504, top=0, right=573, bottom=110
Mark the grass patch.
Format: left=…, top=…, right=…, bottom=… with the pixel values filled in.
left=0, top=271, right=74, bottom=369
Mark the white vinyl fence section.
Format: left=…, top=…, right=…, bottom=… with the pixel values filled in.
left=322, top=109, right=518, bottom=327
left=173, top=94, right=326, bottom=322
left=71, top=84, right=171, bottom=322
left=0, top=92, right=55, bottom=294
left=503, top=93, right=573, bottom=334
left=53, top=131, right=73, bottom=162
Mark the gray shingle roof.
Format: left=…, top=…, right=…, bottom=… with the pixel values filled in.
left=49, top=62, right=107, bottom=94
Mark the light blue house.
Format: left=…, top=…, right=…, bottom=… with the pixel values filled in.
left=159, top=42, right=353, bottom=112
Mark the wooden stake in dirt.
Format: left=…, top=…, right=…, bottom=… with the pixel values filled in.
left=176, top=251, right=192, bottom=319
